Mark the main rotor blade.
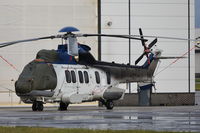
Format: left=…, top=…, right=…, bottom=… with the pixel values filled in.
left=0, top=35, right=57, bottom=48
left=132, top=35, right=198, bottom=42
left=82, top=34, right=148, bottom=41
left=148, top=38, right=157, bottom=49
left=135, top=52, right=145, bottom=65
left=156, top=56, right=186, bottom=59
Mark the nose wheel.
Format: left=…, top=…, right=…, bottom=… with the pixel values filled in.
left=32, top=101, right=44, bottom=111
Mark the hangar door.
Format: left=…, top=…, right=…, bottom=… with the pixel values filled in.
left=0, top=0, right=97, bottom=104
left=100, top=0, right=195, bottom=93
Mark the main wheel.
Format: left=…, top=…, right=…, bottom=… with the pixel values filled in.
left=37, top=101, right=44, bottom=111
left=105, top=100, right=114, bottom=110
left=32, top=101, right=43, bottom=111
left=59, top=102, right=68, bottom=111
left=32, top=101, right=38, bottom=111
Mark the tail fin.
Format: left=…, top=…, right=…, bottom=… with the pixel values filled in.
left=142, top=49, right=162, bottom=76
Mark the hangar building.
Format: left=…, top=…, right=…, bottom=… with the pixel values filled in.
left=0, top=0, right=196, bottom=105
left=195, top=0, right=200, bottom=78
left=100, top=0, right=195, bottom=105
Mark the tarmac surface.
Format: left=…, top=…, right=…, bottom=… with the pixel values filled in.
left=0, top=105, right=200, bottom=132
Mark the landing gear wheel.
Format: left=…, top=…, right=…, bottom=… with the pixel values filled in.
left=37, top=102, right=44, bottom=111
left=59, top=102, right=68, bottom=111
left=32, top=102, right=38, bottom=111
left=32, top=101, right=44, bottom=111
left=105, top=100, right=114, bottom=110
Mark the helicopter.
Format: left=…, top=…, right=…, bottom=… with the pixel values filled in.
left=0, top=26, right=191, bottom=111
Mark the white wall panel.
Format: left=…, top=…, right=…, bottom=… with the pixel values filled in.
left=101, top=0, right=195, bottom=93
left=196, top=28, right=200, bottom=73
left=196, top=53, right=200, bottom=73
left=0, top=0, right=97, bottom=104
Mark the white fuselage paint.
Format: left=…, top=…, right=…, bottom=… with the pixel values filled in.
left=51, top=64, right=122, bottom=104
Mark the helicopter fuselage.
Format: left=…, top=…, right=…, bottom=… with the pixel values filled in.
left=16, top=63, right=126, bottom=105
left=14, top=43, right=162, bottom=111
left=52, top=64, right=125, bottom=103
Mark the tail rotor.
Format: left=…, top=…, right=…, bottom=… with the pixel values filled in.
left=135, top=28, right=157, bottom=65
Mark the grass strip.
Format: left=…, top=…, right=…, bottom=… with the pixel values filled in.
left=0, top=126, right=190, bottom=133
left=195, top=78, right=200, bottom=82
left=196, top=84, right=200, bottom=91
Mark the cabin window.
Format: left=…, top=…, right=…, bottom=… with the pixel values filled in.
left=95, top=71, right=100, bottom=84
left=65, top=70, right=71, bottom=83
left=84, top=71, right=89, bottom=83
left=71, top=70, right=76, bottom=83
left=106, top=72, right=111, bottom=84
left=78, top=71, right=84, bottom=83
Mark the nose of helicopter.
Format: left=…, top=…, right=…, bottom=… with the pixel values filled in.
left=15, top=79, right=33, bottom=94
left=15, top=60, right=57, bottom=95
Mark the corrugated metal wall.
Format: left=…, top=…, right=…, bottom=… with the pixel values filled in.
left=196, top=28, right=200, bottom=74
left=195, top=0, right=200, bottom=76
left=0, top=0, right=97, bottom=104
left=101, top=0, right=195, bottom=93
left=0, top=0, right=196, bottom=105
